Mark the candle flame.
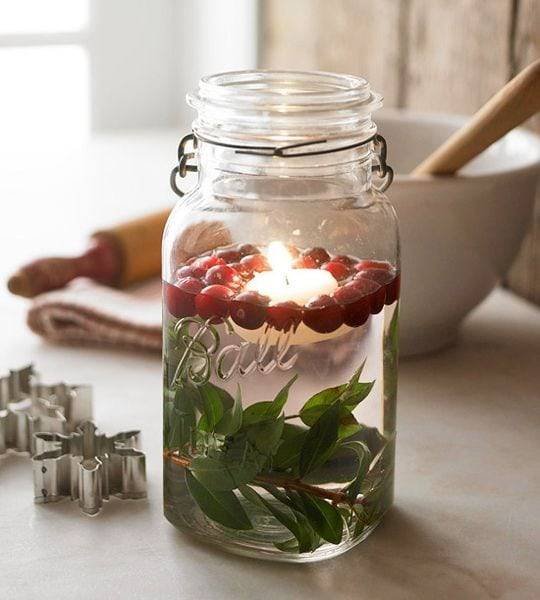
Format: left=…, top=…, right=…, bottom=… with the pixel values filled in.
left=267, top=241, right=292, bottom=273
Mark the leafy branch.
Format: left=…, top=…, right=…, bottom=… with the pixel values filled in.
left=163, top=360, right=393, bottom=554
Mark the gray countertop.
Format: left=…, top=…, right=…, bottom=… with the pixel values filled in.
left=1, top=131, right=539, bottom=599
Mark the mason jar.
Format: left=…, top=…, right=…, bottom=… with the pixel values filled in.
left=163, top=70, right=399, bottom=562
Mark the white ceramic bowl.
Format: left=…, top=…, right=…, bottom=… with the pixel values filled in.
left=378, top=111, right=540, bottom=356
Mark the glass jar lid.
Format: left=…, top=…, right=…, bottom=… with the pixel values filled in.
left=187, top=70, right=382, bottom=146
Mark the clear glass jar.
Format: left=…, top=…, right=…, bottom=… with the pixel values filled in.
left=163, top=71, right=399, bottom=562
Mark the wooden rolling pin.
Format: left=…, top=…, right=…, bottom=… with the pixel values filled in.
left=413, top=58, right=540, bottom=175
left=8, top=209, right=170, bottom=298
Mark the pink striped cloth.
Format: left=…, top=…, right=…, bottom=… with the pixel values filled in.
left=27, top=279, right=162, bottom=353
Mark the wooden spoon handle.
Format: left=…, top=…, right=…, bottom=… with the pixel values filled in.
left=412, top=59, right=540, bottom=176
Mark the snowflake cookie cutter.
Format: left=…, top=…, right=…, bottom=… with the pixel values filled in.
left=33, top=421, right=147, bottom=516
left=0, top=365, right=93, bottom=456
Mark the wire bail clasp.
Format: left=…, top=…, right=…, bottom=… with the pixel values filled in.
left=371, top=133, right=394, bottom=193
left=170, top=134, right=198, bottom=197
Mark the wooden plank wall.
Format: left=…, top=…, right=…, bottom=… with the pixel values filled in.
left=261, top=0, right=540, bottom=305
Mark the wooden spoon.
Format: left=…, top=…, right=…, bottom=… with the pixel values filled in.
left=412, top=58, right=540, bottom=176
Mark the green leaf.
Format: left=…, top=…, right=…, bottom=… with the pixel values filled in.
left=238, top=486, right=301, bottom=543
left=239, top=485, right=318, bottom=553
left=185, top=469, right=252, bottom=530
left=242, top=402, right=277, bottom=426
left=299, top=367, right=374, bottom=427
left=238, top=484, right=267, bottom=510
left=246, top=415, right=284, bottom=456
left=164, top=384, right=197, bottom=449
left=175, top=383, right=202, bottom=412
left=190, top=453, right=259, bottom=491
left=341, top=381, right=375, bottom=411
left=215, top=385, right=243, bottom=436
left=197, top=383, right=226, bottom=432
left=299, top=401, right=340, bottom=477
left=299, top=492, right=344, bottom=544
left=353, top=505, right=368, bottom=537
left=293, top=511, right=321, bottom=553
left=272, top=374, right=298, bottom=413
left=338, top=413, right=361, bottom=440
left=302, top=445, right=361, bottom=484
left=242, top=375, right=298, bottom=426
left=299, top=385, right=344, bottom=426
left=273, top=424, right=308, bottom=471
left=257, top=482, right=297, bottom=510
left=341, top=440, right=371, bottom=501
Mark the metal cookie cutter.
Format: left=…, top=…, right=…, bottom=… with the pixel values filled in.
left=33, top=421, right=147, bottom=516
left=0, top=365, right=93, bottom=456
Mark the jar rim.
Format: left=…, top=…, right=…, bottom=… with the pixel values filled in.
left=187, top=70, right=382, bottom=145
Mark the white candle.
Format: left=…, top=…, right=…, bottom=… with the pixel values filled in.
left=245, top=241, right=338, bottom=305
left=232, top=242, right=355, bottom=346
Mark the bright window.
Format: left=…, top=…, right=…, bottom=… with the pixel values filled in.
left=0, top=0, right=89, bottom=148
left=0, top=0, right=88, bottom=34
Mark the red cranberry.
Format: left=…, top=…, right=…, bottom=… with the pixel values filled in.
left=238, top=243, right=260, bottom=257
left=302, top=247, right=330, bottom=266
left=240, top=254, right=270, bottom=272
left=385, top=273, right=400, bottom=304
left=292, top=255, right=318, bottom=269
left=356, top=268, right=399, bottom=306
left=303, top=295, right=344, bottom=333
left=353, top=273, right=386, bottom=313
left=216, top=248, right=242, bottom=263
left=267, top=301, right=303, bottom=333
left=164, top=278, right=204, bottom=318
left=335, top=280, right=378, bottom=326
left=175, top=264, right=206, bottom=280
left=204, top=264, right=243, bottom=289
left=230, top=261, right=254, bottom=279
left=354, top=259, right=393, bottom=273
left=230, top=291, right=270, bottom=330
left=195, top=285, right=234, bottom=322
left=333, top=255, right=357, bottom=267
left=193, top=255, right=226, bottom=272
left=321, top=261, right=350, bottom=281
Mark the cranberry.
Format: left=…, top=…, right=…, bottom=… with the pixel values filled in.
left=267, top=301, right=303, bottom=333
left=321, top=261, right=350, bottom=281
left=238, top=243, right=260, bottom=257
left=193, top=255, right=225, bottom=272
left=195, top=285, right=234, bottom=322
left=216, top=247, right=242, bottom=263
left=240, top=254, right=270, bottom=272
left=333, top=254, right=357, bottom=267
left=354, top=259, right=393, bottom=273
left=356, top=268, right=400, bottom=306
left=164, top=278, right=204, bottom=318
left=230, top=291, right=270, bottom=330
left=302, top=247, right=331, bottom=266
left=335, top=279, right=379, bottom=326
left=175, top=264, right=206, bottom=280
left=204, top=264, right=243, bottom=289
left=303, top=295, right=344, bottom=333
left=292, top=255, right=318, bottom=269
left=353, top=273, right=386, bottom=313
left=386, top=273, right=400, bottom=304
left=230, top=261, right=254, bottom=279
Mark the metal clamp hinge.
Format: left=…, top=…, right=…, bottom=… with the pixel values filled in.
left=371, top=133, right=394, bottom=193
left=170, top=134, right=198, bottom=198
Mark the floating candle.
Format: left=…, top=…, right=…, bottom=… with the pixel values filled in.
left=245, top=242, right=338, bottom=306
